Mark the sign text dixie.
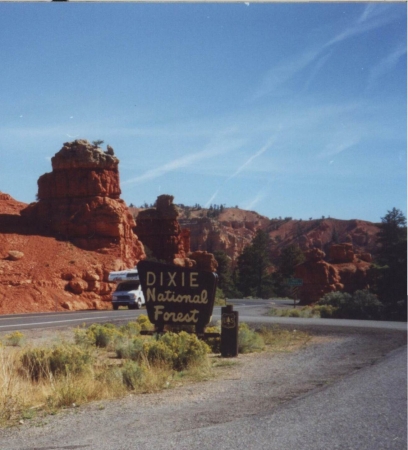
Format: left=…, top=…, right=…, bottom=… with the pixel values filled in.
left=137, top=260, right=218, bottom=333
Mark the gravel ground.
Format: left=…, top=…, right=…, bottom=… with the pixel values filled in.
left=0, top=325, right=406, bottom=449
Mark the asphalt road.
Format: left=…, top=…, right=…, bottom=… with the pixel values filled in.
left=125, top=346, right=407, bottom=450
left=0, top=299, right=406, bottom=333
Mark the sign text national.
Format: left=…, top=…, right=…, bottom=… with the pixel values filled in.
left=137, top=260, right=218, bottom=333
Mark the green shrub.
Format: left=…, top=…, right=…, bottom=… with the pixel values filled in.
left=118, top=330, right=211, bottom=371
left=238, top=323, right=265, bottom=354
left=76, top=323, right=123, bottom=348
left=350, top=290, right=384, bottom=320
left=119, top=322, right=141, bottom=337
left=136, top=315, right=154, bottom=331
left=143, top=340, right=173, bottom=367
left=5, top=331, right=25, bottom=347
left=317, top=290, right=384, bottom=320
left=288, top=309, right=301, bottom=318
left=92, top=324, right=123, bottom=348
left=205, top=325, right=221, bottom=353
left=115, top=337, right=144, bottom=361
left=21, top=348, right=50, bottom=381
left=140, top=332, right=210, bottom=370
left=96, top=367, right=123, bottom=388
left=74, top=327, right=95, bottom=347
left=318, top=291, right=352, bottom=309
left=214, top=287, right=226, bottom=306
left=161, top=332, right=210, bottom=370
left=21, top=344, right=94, bottom=381
left=313, top=304, right=336, bottom=318
left=121, top=360, right=146, bottom=390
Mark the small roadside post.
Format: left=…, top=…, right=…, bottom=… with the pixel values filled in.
left=221, top=304, right=238, bottom=357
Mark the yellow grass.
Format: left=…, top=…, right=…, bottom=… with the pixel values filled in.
left=0, top=324, right=311, bottom=427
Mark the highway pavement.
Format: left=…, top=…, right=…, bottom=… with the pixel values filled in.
left=0, top=299, right=406, bottom=333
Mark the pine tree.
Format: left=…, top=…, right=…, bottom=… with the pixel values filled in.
left=236, top=230, right=275, bottom=298
left=278, top=244, right=305, bottom=279
left=213, top=251, right=241, bottom=298
left=373, top=208, right=407, bottom=320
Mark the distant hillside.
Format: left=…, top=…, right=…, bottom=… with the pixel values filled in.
left=131, top=204, right=380, bottom=264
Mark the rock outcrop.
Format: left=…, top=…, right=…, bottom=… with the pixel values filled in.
left=135, top=195, right=217, bottom=272
left=0, top=140, right=147, bottom=314
left=135, top=195, right=187, bottom=263
left=21, top=139, right=144, bottom=266
left=295, top=248, right=343, bottom=304
left=295, top=244, right=372, bottom=304
left=179, top=217, right=261, bottom=263
left=329, top=243, right=355, bottom=263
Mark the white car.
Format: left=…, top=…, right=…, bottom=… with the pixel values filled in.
left=109, top=268, right=145, bottom=310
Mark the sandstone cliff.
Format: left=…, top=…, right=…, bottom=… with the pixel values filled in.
left=0, top=140, right=145, bottom=314
left=21, top=139, right=144, bottom=265
left=133, top=207, right=380, bottom=265
left=134, top=195, right=217, bottom=272
left=295, top=244, right=372, bottom=304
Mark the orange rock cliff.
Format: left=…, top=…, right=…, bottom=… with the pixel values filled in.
left=135, top=195, right=217, bottom=272
left=295, top=244, right=372, bottom=304
left=0, top=140, right=145, bottom=314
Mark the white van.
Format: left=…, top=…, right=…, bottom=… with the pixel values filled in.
left=108, top=268, right=146, bottom=310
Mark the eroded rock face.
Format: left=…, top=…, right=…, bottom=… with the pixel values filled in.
left=135, top=194, right=187, bottom=263
left=135, top=195, right=218, bottom=272
left=180, top=217, right=257, bottom=263
left=295, top=249, right=343, bottom=304
left=295, top=245, right=371, bottom=304
left=329, top=244, right=355, bottom=263
left=189, top=250, right=218, bottom=272
left=21, top=140, right=145, bottom=266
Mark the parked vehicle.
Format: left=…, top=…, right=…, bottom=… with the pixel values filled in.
left=108, top=268, right=145, bottom=310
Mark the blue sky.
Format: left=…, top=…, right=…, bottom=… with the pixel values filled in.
left=0, top=3, right=406, bottom=223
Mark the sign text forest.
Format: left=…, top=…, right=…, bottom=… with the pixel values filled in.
left=137, top=260, right=218, bottom=333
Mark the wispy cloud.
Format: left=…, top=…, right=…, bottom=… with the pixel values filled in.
left=226, top=137, right=275, bottom=181
left=243, top=188, right=269, bottom=211
left=357, top=3, right=394, bottom=25
left=123, top=136, right=245, bottom=185
left=319, top=136, right=361, bottom=158
left=205, top=188, right=220, bottom=207
left=367, top=43, right=407, bottom=90
left=303, top=51, right=333, bottom=91
left=252, top=3, right=400, bottom=100
left=204, top=137, right=275, bottom=208
left=252, top=49, right=320, bottom=100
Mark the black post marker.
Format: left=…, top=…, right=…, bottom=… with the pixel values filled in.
left=221, top=304, right=238, bottom=357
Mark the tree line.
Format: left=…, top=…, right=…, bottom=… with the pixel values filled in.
left=213, top=207, right=407, bottom=321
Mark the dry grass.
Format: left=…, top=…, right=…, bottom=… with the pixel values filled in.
left=259, top=325, right=312, bottom=352
left=0, top=323, right=311, bottom=427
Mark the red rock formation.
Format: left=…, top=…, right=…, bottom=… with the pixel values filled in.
left=357, top=252, right=372, bottom=263
left=179, top=217, right=257, bottom=263
left=295, top=249, right=343, bottom=304
left=329, top=243, right=355, bottom=263
left=135, top=195, right=218, bottom=272
left=189, top=251, right=218, bottom=272
left=296, top=245, right=372, bottom=304
left=180, top=228, right=191, bottom=255
left=135, top=194, right=187, bottom=263
left=21, top=140, right=144, bottom=266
